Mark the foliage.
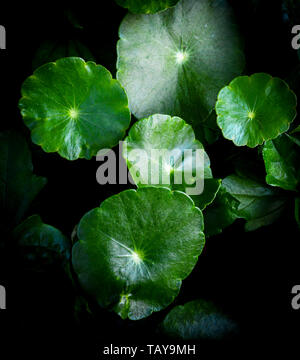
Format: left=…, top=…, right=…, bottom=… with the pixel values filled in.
left=19, top=57, right=131, bottom=160
left=2, top=0, right=300, bottom=340
left=161, top=299, right=238, bottom=340
left=72, top=187, right=205, bottom=320
left=117, top=0, right=245, bottom=144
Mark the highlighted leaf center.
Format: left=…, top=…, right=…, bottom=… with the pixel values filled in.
left=248, top=111, right=255, bottom=119
left=176, top=51, right=189, bottom=64
left=131, top=250, right=143, bottom=264
left=68, top=107, right=79, bottom=119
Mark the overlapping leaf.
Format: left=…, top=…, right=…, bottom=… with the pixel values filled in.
left=72, top=187, right=205, bottom=320
left=117, top=0, right=244, bottom=144
left=123, top=114, right=219, bottom=209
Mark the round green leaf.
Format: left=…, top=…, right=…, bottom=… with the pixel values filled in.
left=161, top=299, right=238, bottom=340
left=263, top=134, right=300, bottom=191
left=19, top=57, right=131, bottom=160
left=72, top=187, right=205, bottom=320
left=123, top=114, right=219, bottom=209
left=115, top=0, right=179, bottom=14
left=117, top=0, right=244, bottom=144
left=216, top=73, right=297, bottom=147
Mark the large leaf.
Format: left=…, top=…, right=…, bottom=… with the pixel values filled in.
left=123, top=114, right=218, bottom=209
left=263, top=134, right=300, bottom=191
left=216, top=73, right=297, bottom=147
left=72, top=187, right=205, bottom=320
left=161, top=299, right=238, bottom=340
left=203, top=186, right=239, bottom=238
left=19, top=57, right=131, bottom=160
left=117, top=0, right=244, bottom=144
left=222, top=175, right=288, bottom=231
left=13, top=215, right=71, bottom=270
left=115, top=0, right=179, bottom=14
left=0, top=131, right=47, bottom=232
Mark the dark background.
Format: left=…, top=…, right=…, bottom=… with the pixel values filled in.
left=0, top=0, right=300, bottom=358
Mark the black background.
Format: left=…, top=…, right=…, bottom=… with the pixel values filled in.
left=0, top=0, right=300, bottom=358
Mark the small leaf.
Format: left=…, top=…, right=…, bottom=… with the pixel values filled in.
left=0, top=131, right=47, bottom=232
left=72, top=187, right=205, bottom=320
left=203, top=186, right=239, bottom=238
left=161, top=299, right=238, bottom=340
left=222, top=175, right=289, bottom=231
left=13, top=215, right=71, bottom=270
left=216, top=73, right=297, bottom=147
left=115, top=0, right=179, bottom=14
left=263, top=134, right=300, bottom=191
left=19, top=57, right=131, bottom=160
left=117, top=0, right=244, bottom=144
left=123, top=114, right=217, bottom=209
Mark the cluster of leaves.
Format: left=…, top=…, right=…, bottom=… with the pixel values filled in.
left=2, top=0, right=300, bottom=341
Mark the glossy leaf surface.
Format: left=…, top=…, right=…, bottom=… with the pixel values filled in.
left=19, top=57, right=131, bottom=160
left=72, top=187, right=205, bottom=320
left=216, top=73, right=297, bottom=147
left=117, top=0, right=244, bottom=144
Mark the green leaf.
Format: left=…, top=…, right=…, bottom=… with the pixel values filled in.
left=203, top=186, right=239, bottom=238
left=161, top=299, right=238, bottom=340
left=117, top=0, right=244, bottom=144
left=191, top=178, right=221, bottom=211
left=13, top=215, right=71, bottom=270
left=263, top=134, right=300, bottom=191
left=32, top=39, right=95, bottom=70
left=72, top=187, right=205, bottom=320
left=222, top=175, right=288, bottom=231
left=123, top=114, right=217, bottom=209
left=216, top=73, right=297, bottom=148
left=0, top=131, right=47, bottom=232
left=291, top=125, right=300, bottom=134
left=115, top=0, right=179, bottom=14
left=19, top=57, right=131, bottom=160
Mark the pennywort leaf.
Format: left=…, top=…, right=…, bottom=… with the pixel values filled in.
left=72, top=187, right=205, bottom=320
left=19, top=57, right=131, bottom=160
left=216, top=73, right=297, bottom=147
left=117, top=0, right=244, bottom=144
left=123, top=114, right=218, bottom=209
